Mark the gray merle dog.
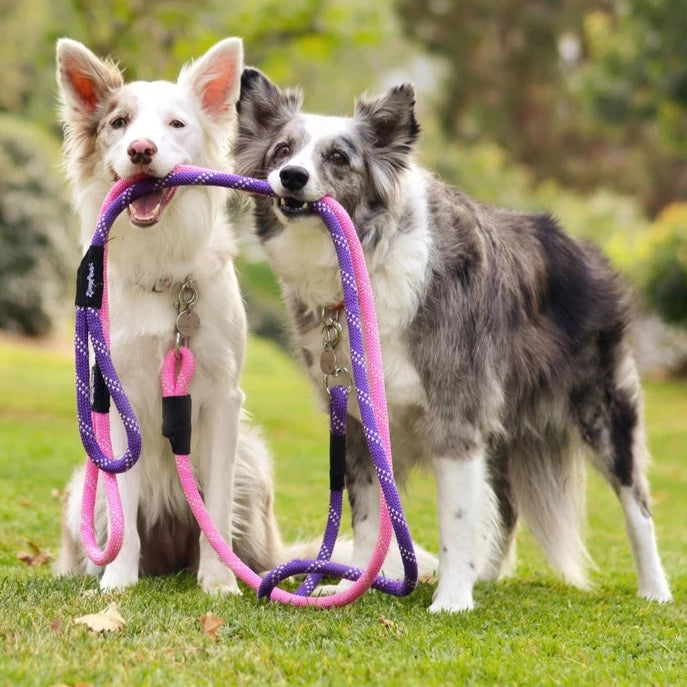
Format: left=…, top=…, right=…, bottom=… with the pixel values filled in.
left=234, top=68, right=672, bottom=612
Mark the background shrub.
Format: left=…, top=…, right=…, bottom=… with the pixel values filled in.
left=640, top=203, right=687, bottom=326
left=0, top=114, right=76, bottom=336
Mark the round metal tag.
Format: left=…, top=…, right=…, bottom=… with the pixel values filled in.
left=320, top=349, right=338, bottom=375
left=176, top=310, right=201, bottom=337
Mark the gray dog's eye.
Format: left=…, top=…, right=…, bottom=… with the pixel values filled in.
left=329, top=149, right=349, bottom=166
left=274, top=143, right=291, bottom=160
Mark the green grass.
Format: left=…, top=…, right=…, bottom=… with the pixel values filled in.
left=0, top=336, right=686, bottom=686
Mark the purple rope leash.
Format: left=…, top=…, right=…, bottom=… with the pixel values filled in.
left=258, top=197, right=418, bottom=599
left=294, top=384, right=347, bottom=597
left=75, top=165, right=418, bottom=601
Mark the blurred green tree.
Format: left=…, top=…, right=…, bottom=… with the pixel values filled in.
left=576, top=3, right=687, bottom=213
left=0, top=0, right=410, bottom=126
left=396, top=0, right=687, bottom=215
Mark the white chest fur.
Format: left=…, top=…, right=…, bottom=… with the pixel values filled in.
left=269, top=166, right=433, bottom=421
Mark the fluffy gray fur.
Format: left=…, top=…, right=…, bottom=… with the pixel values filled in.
left=235, top=68, right=672, bottom=609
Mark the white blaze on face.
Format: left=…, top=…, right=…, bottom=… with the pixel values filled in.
left=267, top=114, right=355, bottom=202
left=106, top=81, right=204, bottom=178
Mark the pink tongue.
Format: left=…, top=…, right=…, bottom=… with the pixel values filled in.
left=130, top=190, right=163, bottom=217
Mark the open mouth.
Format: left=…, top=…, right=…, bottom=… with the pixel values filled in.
left=126, top=187, right=177, bottom=227
left=277, top=197, right=312, bottom=217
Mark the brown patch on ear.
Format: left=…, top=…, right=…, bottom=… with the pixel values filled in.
left=56, top=39, right=124, bottom=118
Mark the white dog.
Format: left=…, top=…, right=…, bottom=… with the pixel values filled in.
left=54, top=37, right=290, bottom=593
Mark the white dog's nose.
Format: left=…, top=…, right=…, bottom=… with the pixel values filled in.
left=127, top=139, right=157, bottom=165
left=279, top=166, right=309, bottom=192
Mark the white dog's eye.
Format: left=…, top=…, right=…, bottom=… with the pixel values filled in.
left=169, top=119, right=186, bottom=129
left=110, top=116, right=128, bottom=130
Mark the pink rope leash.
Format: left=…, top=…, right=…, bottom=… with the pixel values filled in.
left=318, top=197, right=394, bottom=599
left=162, top=348, right=327, bottom=606
left=158, top=199, right=404, bottom=606
left=161, top=198, right=394, bottom=606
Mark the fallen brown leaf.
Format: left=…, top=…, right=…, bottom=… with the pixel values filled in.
left=74, top=602, right=126, bottom=633
left=17, top=541, right=53, bottom=567
left=378, top=616, right=395, bottom=628
left=200, top=612, right=225, bottom=639
left=418, top=572, right=438, bottom=584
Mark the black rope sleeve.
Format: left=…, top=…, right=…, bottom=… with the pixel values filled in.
left=162, top=395, right=192, bottom=455
left=329, top=433, right=346, bottom=491
left=91, top=364, right=110, bottom=413
left=75, top=245, right=105, bottom=308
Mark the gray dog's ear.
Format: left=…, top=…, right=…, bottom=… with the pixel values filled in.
left=353, top=84, right=420, bottom=203
left=235, top=68, right=304, bottom=178
left=353, top=83, right=420, bottom=154
left=236, top=68, right=303, bottom=133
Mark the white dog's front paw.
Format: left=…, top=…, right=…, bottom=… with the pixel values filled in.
left=198, top=558, right=241, bottom=595
left=429, top=583, right=475, bottom=614
left=100, top=565, right=139, bottom=591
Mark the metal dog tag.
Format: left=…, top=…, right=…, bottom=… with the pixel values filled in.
left=320, top=349, right=338, bottom=375
left=176, top=310, right=201, bottom=337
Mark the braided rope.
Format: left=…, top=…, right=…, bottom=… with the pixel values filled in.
left=76, top=165, right=417, bottom=605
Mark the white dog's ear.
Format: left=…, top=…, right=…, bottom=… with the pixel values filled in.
left=56, top=38, right=123, bottom=119
left=178, top=37, right=243, bottom=119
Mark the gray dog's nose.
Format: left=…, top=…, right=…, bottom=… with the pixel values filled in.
left=279, top=166, right=309, bottom=192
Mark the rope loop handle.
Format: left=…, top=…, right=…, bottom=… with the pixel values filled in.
left=75, top=308, right=143, bottom=473
left=161, top=347, right=195, bottom=397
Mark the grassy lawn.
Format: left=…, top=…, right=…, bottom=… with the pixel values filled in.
left=0, top=335, right=685, bottom=686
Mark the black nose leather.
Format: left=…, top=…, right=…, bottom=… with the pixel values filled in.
left=279, top=166, right=309, bottom=192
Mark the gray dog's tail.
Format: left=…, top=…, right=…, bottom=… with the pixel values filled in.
left=510, top=435, right=592, bottom=588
